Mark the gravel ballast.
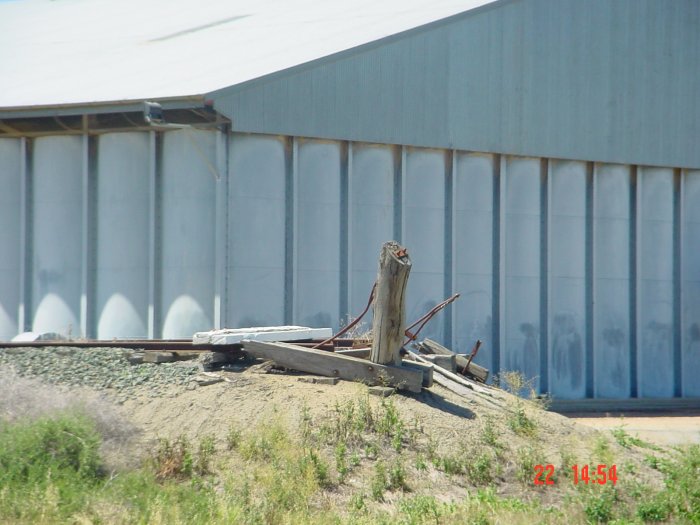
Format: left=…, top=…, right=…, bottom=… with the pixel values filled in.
left=0, top=347, right=199, bottom=402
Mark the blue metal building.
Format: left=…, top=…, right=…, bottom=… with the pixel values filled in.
left=1, top=0, right=699, bottom=402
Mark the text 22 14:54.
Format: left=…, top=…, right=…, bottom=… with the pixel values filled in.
left=534, top=464, right=618, bottom=486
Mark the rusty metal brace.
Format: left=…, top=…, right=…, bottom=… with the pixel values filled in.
left=403, top=293, right=461, bottom=346
left=462, top=339, right=482, bottom=375
left=312, top=282, right=377, bottom=349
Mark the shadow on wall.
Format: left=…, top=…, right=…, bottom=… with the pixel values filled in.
left=509, top=322, right=538, bottom=388
left=602, top=325, right=625, bottom=387
left=552, top=312, right=583, bottom=391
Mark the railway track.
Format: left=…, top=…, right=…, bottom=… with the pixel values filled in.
left=0, top=338, right=361, bottom=353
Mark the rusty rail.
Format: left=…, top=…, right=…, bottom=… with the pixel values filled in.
left=0, top=339, right=240, bottom=352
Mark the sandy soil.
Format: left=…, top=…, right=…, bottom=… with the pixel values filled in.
left=572, top=413, right=700, bottom=446
left=122, top=365, right=582, bottom=450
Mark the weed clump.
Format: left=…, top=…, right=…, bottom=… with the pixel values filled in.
left=0, top=413, right=104, bottom=520
left=151, top=434, right=217, bottom=480
left=515, top=446, right=546, bottom=484
left=636, top=493, right=671, bottom=522
left=499, top=371, right=538, bottom=437
left=226, top=424, right=242, bottom=450
left=371, top=461, right=388, bottom=501
left=580, top=485, right=618, bottom=523
left=508, top=404, right=537, bottom=437
left=611, top=426, right=660, bottom=450
left=0, top=413, right=103, bottom=485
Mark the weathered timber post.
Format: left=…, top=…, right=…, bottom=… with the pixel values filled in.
left=371, top=241, right=412, bottom=366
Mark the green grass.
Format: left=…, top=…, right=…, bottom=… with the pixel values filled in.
left=508, top=404, right=537, bottom=437
left=581, top=485, right=618, bottom=524
left=515, top=445, right=546, bottom=484
left=0, top=411, right=104, bottom=522
left=498, top=371, right=539, bottom=438
left=611, top=426, right=661, bottom=451
left=2, top=397, right=700, bottom=525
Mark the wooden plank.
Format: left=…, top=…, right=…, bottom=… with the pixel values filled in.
left=335, top=347, right=371, bottom=359
left=421, top=338, right=489, bottom=383
left=371, top=241, right=411, bottom=366
left=420, top=353, right=456, bottom=371
left=409, top=350, right=474, bottom=389
left=431, top=372, right=475, bottom=398
left=432, top=373, right=506, bottom=409
left=402, top=360, right=434, bottom=388
left=408, top=350, right=498, bottom=397
left=243, top=340, right=423, bottom=393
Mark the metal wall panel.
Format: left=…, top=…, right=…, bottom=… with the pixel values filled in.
left=682, top=170, right=700, bottom=396
left=548, top=160, right=587, bottom=399
left=403, top=148, right=445, bottom=342
left=95, top=133, right=150, bottom=338
left=594, top=163, right=631, bottom=398
left=295, top=139, right=341, bottom=330
left=228, top=134, right=287, bottom=327
left=0, top=139, right=21, bottom=339
left=453, top=152, right=493, bottom=369
left=160, top=130, right=217, bottom=338
left=638, top=167, right=675, bottom=398
left=348, top=144, right=396, bottom=317
left=3, top=127, right=699, bottom=401
left=31, top=136, right=83, bottom=336
left=502, top=157, right=541, bottom=388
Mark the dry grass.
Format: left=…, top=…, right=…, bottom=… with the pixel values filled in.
left=0, top=367, right=140, bottom=471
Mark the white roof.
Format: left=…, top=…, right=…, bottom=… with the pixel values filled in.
left=0, top=0, right=497, bottom=111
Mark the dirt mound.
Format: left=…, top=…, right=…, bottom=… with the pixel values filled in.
left=0, top=347, right=675, bottom=518
left=122, top=364, right=667, bottom=508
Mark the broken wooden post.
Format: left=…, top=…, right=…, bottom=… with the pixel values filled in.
left=371, top=241, right=412, bottom=366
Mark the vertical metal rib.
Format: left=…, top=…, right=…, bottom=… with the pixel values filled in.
left=585, top=161, right=595, bottom=398
left=630, top=166, right=638, bottom=398
left=444, top=149, right=454, bottom=347
left=492, top=154, right=502, bottom=376
left=673, top=168, right=683, bottom=397
left=284, top=137, right=295, bottom=325
left=394, top=146, right=405, bottom=243
left=539, top=158, right=549, bottom=394
left=339, top=141, right=350, bottom=324
left=18, top=138, right=32, bottom=332
left=81, top=135, right=97, bottom=338
left=214, top=128, right=229, bottom=329
left=147, top=131, right=162, bottom=338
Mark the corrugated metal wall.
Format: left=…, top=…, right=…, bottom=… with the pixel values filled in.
left=0, top=130, right=699, bottom=400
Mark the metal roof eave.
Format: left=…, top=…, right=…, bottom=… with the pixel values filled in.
left=0, top=95, right=207, bottom=120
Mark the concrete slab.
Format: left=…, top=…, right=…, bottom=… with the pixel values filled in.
left=143, top=352, right=176, bottom=363
left=193, top=326, right=332, bottom=345
left=369, top=386, right=396, bottom=398
left=297, top=376, right=340, bottom=385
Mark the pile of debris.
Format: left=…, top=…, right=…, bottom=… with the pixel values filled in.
left=194, top=241, right=495, bottom=401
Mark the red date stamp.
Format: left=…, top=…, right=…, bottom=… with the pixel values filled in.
left=534, top=464, right=617, bottom=486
